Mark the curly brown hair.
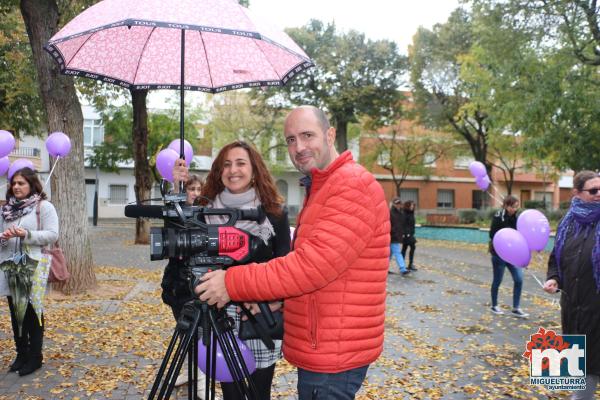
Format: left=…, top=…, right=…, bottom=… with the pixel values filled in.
left=200, top=141, right=284, bottom=217
left=6, top=167, right=47, bottom=201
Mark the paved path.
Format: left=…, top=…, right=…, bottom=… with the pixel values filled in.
left=0, top=223, right=576, bottom=399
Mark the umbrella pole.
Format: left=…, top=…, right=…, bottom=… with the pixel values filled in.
left=179, top=29, right=185, bottom=193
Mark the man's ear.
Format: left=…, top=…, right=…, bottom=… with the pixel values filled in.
left=326, top=127, right=336, bottom=147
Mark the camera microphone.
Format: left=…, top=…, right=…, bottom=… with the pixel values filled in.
left=124, top=204, right=164, bottom=219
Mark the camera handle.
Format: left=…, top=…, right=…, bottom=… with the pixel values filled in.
left=148, top=300, right=258, bottom=400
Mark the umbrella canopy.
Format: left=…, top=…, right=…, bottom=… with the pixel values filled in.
left=44, top=0, right=313, bottom=93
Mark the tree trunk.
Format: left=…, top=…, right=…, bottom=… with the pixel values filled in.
left=131, top=89, right=152, bottom=244
left=334, top=118, right=348, bottom=152
left=20, top=0, right=96, bottom=294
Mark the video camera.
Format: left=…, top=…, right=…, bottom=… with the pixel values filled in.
left=124, top=193, right=265, bottom=275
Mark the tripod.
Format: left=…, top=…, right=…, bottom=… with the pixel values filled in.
left=148, top=299, right=259, bottom=400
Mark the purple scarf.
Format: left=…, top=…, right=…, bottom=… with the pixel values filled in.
left=1, top=194, right=40, bottom=222
left=554, top=197, right=600, bottom=292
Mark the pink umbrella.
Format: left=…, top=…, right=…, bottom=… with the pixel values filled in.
left=44, top=0, right=313, bottom=154
left=45, top=0, right=312, bottom=92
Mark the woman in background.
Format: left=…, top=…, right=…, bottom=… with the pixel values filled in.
left=0, top=168, right=59, bottom=376
left=488, top=195, right=528, bottom=318
left=544, top=170, right=600, bottom=400
left=401, top=200, right=417, bottom=271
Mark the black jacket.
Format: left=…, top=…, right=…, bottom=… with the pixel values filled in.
left=489, top=209, right=517, bottom=257
left=161, top=208, right=291, bottom=309
left=390, top=207, right=405, bottom=243
left=402, top=209, right=415, bottom=236
left=547, top=222, right=600, bottom=375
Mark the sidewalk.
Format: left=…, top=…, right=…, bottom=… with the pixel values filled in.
left=0, top=224, right=572, bottom=399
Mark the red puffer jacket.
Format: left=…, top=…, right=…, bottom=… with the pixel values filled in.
left=225, top=151, right=390, bottom=373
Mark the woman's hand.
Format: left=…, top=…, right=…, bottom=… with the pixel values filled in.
left=543, top=278, right=559, bottom=293
left=1, top=225, right=27, bottom=239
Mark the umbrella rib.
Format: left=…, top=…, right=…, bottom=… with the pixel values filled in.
left=197, top=30, right=215, bottom=90
left=64, top=31, right=97, bottom=68
left=132, top=27, right=157, bottom=86
left=249, top=37, right=282, bottom=81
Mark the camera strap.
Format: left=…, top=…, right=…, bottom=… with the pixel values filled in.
left=238, top=304, right=275, bottom=350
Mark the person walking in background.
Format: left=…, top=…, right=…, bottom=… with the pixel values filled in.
left=543, top=170, right=600, bottom=400
left=175, top=141, right=290, bottom=400
left=489, top=195, right=528, bottom=318
left=389, top=197, right=409, bottom=275
left=195, top=106, right=390, bottom=400
left=0, top=168, right=59, bottom=376
left=401, top=200, right=417, bottom=271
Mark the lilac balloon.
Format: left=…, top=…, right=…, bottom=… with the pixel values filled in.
left=493, top=228, right=531, bottom=268
left=476, top=175, right=491, bottom=191
left=155, top=148, right=179, bottom=182
left=0, top=157, right=9, bottom=176
left=168, top=139, right=194, bottom=167
left=46, top=131, right=72, bottom=157
left=8, top=159, right=35, bottom=180
left=0, top=130, right=15, bottom=158
left=517, top=209, right=551, bottom=252
left=197, top=337, right=256, bottom=382
left=469, top=161, right=487, bottom=178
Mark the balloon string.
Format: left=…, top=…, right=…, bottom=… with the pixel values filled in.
left=44, top=156, right=60, bottom=188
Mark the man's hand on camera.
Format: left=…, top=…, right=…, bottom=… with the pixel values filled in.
left=196, top=269, right=230, bottom=308
left=172, top=158, right=189, bottom=187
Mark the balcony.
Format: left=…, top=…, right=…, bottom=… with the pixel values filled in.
left=9, top=146, right=42, bottom=170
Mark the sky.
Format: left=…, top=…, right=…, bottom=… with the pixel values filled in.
left=248, top=0, right=462, bottom=54
left=148, top=0, right=461, bottom=108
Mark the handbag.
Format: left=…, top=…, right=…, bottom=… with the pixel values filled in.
left=238, top=309, right=284, bottom=341
left=36, top=202, right=70, bottom=283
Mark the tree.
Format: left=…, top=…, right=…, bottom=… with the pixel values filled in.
left=260, top=20, right=406, bottom=152
left=410, top=9, right=496, bottom=179
left=363, top=125, right=452, bottom=197
left=19, top=0, right=95, bottom=294
left=206, top=92, right=289, bottom=171
left=0, top=6, right=44, bottom=135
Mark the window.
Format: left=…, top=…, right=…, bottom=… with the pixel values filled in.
left=276, top=180, right=288, bottom=204
left=423, top=152, right=437, bottom=167
left=437, top=189, right=454, bottom=208
left=534, top=191, right=553, bottom=206
left=109, top=185, right=127, bottom=204
left=454, top=156, right=473, bottom=170
left=377, top=150, right=391, bottom=167
left=399, top=188, right=419, bottom=207
left=84, top=119, right=104, bottom=146
left=472, top=190, right=484, bottom=210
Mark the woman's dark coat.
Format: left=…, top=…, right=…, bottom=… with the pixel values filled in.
left=547, top=222, right=600, bottom=376
left=489, top=209, right=517, bottom=257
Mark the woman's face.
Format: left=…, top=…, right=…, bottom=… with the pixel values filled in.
left=505, top=201, right=519, bottom=216
left=576, top=177, right=600, bottom=203
left=11, top=175, right=31, bottom=200
left=221, top=147, right=253, bottom=194
left=186, top=182, right=202, bottom=205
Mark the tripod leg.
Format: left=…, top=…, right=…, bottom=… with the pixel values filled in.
left=148, top=327, right=184, bottom=400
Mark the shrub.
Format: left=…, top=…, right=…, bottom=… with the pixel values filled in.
left=458, top=209, right=478, bottom=224
left=547, top=208, right=567, bottom=221
left=524, top=200, right=547, bottom=210
left=559, top=201, right=571, bottom=210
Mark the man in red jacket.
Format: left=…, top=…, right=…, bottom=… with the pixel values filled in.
left=196, top=106, right=390, bottom=399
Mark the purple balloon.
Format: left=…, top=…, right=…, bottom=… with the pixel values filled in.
left=0, top=157, right=9, bottom=176
left=0, top=130, right=15, bottom=158
left=476, top=175, right=491, bottom=191
left=493, top=228, right=531, bottom=268
left=517, top=209, right=551, bottom=252
left=197, top=337, right=256, bottom=382
left=168, top=139, right=194, bottom=167
left=46, top=131, right=72, bottom=157
left=156, top=148, right=179, bottom=182
left=8, top=159, right=35, bottom=180
left=469, top=161, right=487, bottom=178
